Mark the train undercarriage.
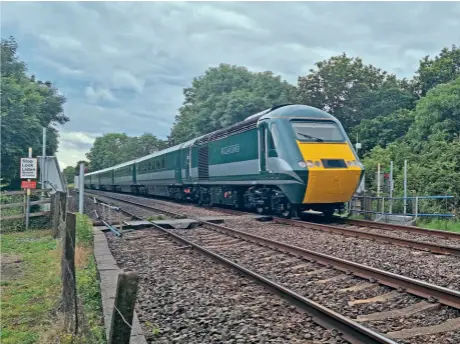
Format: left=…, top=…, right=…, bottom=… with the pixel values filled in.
left=86, top=183, right=344, bottom=219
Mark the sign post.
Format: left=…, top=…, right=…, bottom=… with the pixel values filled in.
left=21, top=149, right=37, bottom=230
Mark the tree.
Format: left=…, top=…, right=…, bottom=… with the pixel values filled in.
left=168, top=64, right=297, bottom=144
left=1, top=36, right=68, bottom=188
left=415, top=45, right=460, bottom=97
left=62, top=166, right=76, bottom=184
left=85, top=133, right=131, bottom=171
left=297, top=53, right=415, bottom=132
left=85, top=133, right=167, bottom=170
left=352, top=109, right=415, bottom=154
left=406, top=76, right=460, bottom=145
left=361, top=77, right=460, bottom=207
left=74, top=160, right=89, bottom=175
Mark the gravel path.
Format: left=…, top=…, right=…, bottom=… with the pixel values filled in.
left=105, top=228, right=348, bottom=344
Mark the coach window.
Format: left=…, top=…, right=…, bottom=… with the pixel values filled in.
left=269, top=123, right=280, bottom=158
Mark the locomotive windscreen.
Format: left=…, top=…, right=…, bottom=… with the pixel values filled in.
left=291, top=121, right=345, bottom=143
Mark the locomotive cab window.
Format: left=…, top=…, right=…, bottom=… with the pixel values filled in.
left=291, top=121, right=345, bottom=142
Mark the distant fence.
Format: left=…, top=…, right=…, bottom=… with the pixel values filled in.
left=0, top=189, right=69, bottom=234
left=350, top=195, right=456, bottom=224
left=0, top=189, right=52, bottom=222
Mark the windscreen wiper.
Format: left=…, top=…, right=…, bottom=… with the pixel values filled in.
left=298, top=132, right=324, bottom=142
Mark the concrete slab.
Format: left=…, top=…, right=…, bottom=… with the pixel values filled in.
left=197, top=216, right=226, bottom=224
left=93, top=229, right=147, bottom=344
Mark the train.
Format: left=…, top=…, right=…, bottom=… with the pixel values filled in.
left=84, top=104, right=364, bottom=218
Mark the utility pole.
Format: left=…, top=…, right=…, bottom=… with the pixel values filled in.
left=377, top=163, right=381, bottom=197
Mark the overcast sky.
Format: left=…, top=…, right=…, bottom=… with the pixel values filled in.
left=2, top=1, right=460, bottom=168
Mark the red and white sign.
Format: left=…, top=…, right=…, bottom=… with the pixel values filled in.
left=21, top=180, right=37, bottom=189
left=20, top=158, right=38, bottom=179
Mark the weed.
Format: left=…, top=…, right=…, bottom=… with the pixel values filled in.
left=146, top=214, right=166, bottom=222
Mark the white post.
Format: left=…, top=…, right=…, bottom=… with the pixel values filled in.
left=403, top=160, right=408, bottom=215
left=78, top=163, right=84, bottom=214
left=377, top=163, right=381, bottom=197
left=25, top=147, right=32, bottom=230
left=389, top=161, right=393, bottom=214
left=41, top=127, right=47, bottom=189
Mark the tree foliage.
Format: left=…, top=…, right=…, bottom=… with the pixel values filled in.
left=297, top=53, right=415, bottom=132
left=362, top=76, right=460, bottom=207
left=168, top=64, right=297, bottom=144
left=63, top=166, right=76, bottom=183
left=1, top=37, right=68, bottom=188
left=85, top=133, right=167, bottom=171
left=415, top=45, right=460, bottom=97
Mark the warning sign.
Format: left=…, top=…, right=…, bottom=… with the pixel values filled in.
left=21, top=180, right=37, bottom=189
left=20, top=158, right=38, bottom=179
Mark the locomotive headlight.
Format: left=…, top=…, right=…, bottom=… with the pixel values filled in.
left=298, top=161, right=307, bottom=168
left=305, top=160, right=315, bottom=168
left=314, top=161, right=322, bottom=167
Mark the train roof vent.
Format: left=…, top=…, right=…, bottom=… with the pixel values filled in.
left=268, top=103, right=293, bottom=112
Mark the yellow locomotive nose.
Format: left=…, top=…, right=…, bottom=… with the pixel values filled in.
left=297, top=142, right=363, bottom=204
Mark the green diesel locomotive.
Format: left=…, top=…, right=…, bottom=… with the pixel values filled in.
left=84, top=104, right=364, bottom=218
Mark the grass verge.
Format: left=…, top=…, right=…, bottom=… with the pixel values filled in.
left=419, top=218, right=460, bottom=233
left=0, top=213, right=106, bottom=343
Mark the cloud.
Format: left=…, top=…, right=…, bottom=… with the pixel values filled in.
left=2, top=1, right=460, bottom=168
left=85, top=85, right=116, bottom=103
left=111, top=70, right=145, bottom=93
left=55, top=131, right=99, bottom=168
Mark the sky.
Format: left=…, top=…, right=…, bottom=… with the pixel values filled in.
left=2, top=1, right=460, bottom=169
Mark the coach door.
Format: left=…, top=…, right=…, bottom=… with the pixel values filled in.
left=258, top=123, right=268, bottom=173
left=184, top=147, right=191, bottom=180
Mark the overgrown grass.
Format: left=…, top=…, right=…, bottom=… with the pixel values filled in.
left=74, top=213, right=106, bottom=343
left=0, top=230, right=61, bottom=343
left=0, top=214, right=106, bottom=343
left=419, top=218, right=460, bottom=233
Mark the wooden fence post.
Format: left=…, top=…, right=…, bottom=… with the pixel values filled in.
left=109, top=272, right=139, bottom=344
left=51, top=193, right=60, bottom=238
left=61, top=212, right=78, bottom=333
left=58, top=191, right=67, bottom=238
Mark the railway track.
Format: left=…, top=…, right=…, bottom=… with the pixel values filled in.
left=86, top=189, right=460, bottom=257
left=86, top=191, right=460, bottom=344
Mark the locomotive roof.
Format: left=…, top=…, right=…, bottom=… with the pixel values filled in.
left=259, top=104, right=337, bottom=121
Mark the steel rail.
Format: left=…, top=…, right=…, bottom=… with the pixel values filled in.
left=87, top=194, right=396, bottom=344
left=274, top=218, right=460, bottom=257
left=87, top=192, right=460, bottom=310
left=345, top=219, right=460, bottom=240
